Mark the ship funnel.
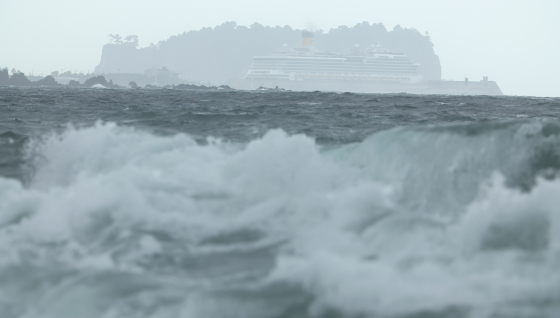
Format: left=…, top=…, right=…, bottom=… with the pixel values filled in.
left=302, top=30, right=314, bottom=46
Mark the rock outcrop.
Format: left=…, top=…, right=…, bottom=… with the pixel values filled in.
left=9, top=73, right=32, bottom=86
left=0, top=71, right=60, bottom=87
left=0, top=69, right=9, bottom=85
left=32, top=76, right=59, bottom=87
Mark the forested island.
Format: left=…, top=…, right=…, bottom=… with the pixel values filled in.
left=95, top=22, right=441, bottom=85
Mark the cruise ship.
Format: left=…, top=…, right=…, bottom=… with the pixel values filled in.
left=231, top=31, right=502, bottom=95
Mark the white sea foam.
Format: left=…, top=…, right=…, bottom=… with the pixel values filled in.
left=269, top=173, right=560, bottom=317
left=1, top=121, right=560, bottom=317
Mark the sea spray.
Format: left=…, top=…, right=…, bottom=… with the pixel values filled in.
left=1, top=88, right=560, bottom=317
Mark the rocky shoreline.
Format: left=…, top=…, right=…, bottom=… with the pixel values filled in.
left=0, top=68, right=231, bottom=90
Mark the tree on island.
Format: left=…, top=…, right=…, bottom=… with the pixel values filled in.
left=125, top=35, right=139, bottom=47
left=108, top=34, right=123, bottom=44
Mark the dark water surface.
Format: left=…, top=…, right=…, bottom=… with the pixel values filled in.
left=1, top=87, right=560, bottom=318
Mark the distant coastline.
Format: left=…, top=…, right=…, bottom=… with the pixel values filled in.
left=0, top=68, right=230, bottom=90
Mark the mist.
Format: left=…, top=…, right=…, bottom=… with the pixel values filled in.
left=1, top=0, right=559, bottom=96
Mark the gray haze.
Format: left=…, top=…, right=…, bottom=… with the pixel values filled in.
left=1, top=0, right=559, bottom=96
left=94, top=22, right=441, bottom=85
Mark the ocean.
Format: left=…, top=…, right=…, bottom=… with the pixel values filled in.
left=1, top=87, right=560, bottom=318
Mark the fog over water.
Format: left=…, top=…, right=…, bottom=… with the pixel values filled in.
left=1, top=0, right=559, bottom=96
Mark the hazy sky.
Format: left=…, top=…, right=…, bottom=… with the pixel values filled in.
left=1, top=0, right=559, bottom=96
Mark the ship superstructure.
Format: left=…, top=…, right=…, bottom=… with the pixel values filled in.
left=232, top=31, right=502, bottom=95
left=243, top=31, right=422, bottom=87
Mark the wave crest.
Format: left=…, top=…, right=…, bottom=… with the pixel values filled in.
left=2, top=121, right=560, bottom=317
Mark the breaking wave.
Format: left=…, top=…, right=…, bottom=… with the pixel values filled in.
left=2, top=120, right=560, bottom=317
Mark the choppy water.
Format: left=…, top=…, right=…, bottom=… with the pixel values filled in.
left=1, top=87, right=560, bottom=318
